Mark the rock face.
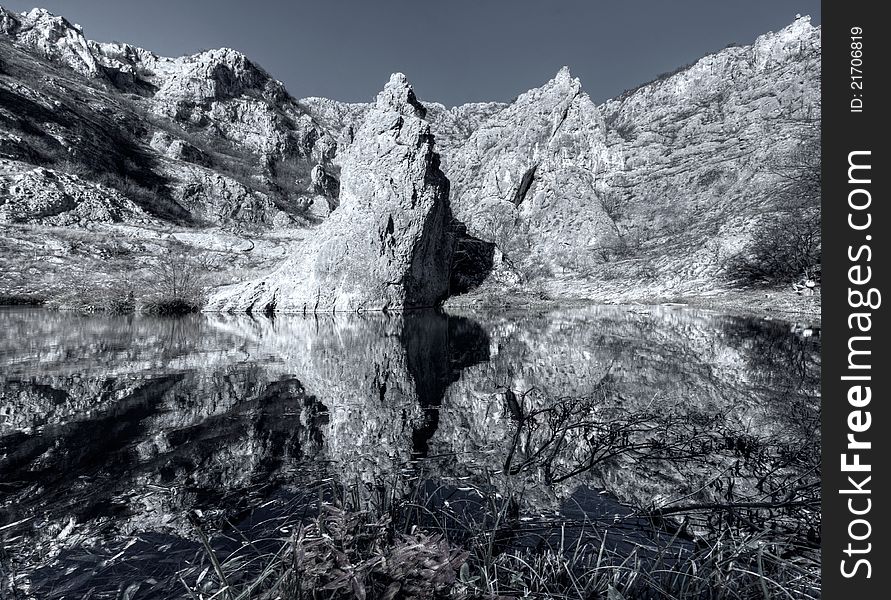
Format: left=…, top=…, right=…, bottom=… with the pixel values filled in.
left=298, top=97, right=509, bottom=173
left=0, top=7, right=99, bottom=76
left=592, top=16, right=821, bottom=295
left=0, top=163, right=156, bottom=225
left=0, top=7, right=337, bottom=229
left=446, top=66, right=620, bottom=272
left=207, top=74, right=457, bottom=313
left=0, top=6, right=821, bottom=306
left=307, top=19, right=820, bottom=301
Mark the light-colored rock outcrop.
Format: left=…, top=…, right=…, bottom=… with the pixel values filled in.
left=0, top=6, right=821, bottom=306
left=1, top=8, right=336, bottom=231
left=301, top=69, right=623, bottom=276
left=297, top=97, right=509, bottom=172
left=149, top=131, right=209, bottom=165
left=446, top=67, right=620, bottom=271
left=0, top=163, right=155, bottom=225
left=207, top=74, right=456, bottom=313
left=159, top=160, right=288, bottom=226
left=0, top=7, right=99, bottom=76
left=591, top=16, right=821, bottom=294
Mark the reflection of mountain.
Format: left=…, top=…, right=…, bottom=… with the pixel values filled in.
left=432, top=307, right=820, bottom=513
left=203, top=311, right=490, bottom=480
left=0, top=307, right=818, bottom=591
left=0, top=309, right=490, bottom=543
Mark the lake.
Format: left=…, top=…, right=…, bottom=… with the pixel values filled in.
left=0, top=306, right=820, bottom=598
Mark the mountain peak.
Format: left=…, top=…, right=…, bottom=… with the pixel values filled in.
left=748, top=13, right=820, bottom=71
left=21, top=6, right=80, bottom=32
left=191, top=46, right=248, bottom=63
left=375, top=72, right=427, bottom=118
left=2, top=5, right=99, bottom=75
left=545, top=65, right=581, bottom=96
left=555, top=65, right=573, bottom=82
left=24, top=7, right=54, bottom=19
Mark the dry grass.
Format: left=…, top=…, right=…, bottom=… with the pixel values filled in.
left=179, top=500, right=819, bottom=600
left=169, top=442, right=820, bottom=600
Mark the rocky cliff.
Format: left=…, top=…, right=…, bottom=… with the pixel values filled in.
left=306, top=19, right=820, bottom=305
left=0, top=6, right=821, bottom=309
left=446, top=66, right=620, bottom=273
left=206, top=74, right=457, bottom=313
left=0, top=6, right=337, bottom=229
left=590, top=17, right=820, bottom=300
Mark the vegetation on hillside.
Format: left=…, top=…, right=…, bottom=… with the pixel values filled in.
left=725, top=129, right=821, bottom=288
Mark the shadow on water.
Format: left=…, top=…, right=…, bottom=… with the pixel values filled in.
left=0, top=306, right=820, bottom=598
left=401, top=311, right=490, bottom=456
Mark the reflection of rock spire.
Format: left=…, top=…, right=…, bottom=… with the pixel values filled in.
left=401, top=312, right=491, bottom=456
left=205, top=312, right=490, bottom=482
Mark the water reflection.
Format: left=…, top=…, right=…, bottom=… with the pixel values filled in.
left=0, top=306, right=819, bottom=597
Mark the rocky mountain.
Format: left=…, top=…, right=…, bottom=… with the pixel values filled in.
left=447, top=66, right=620, bottom=273
left=0, top=6, right=821, bottom=310
left=304, top=20, right=820, bottom=307
left=207, top=74, right=457, bottom=313
left=591, top=17, right=820, bottom=300
left=0, top=6, right=338, bottom=228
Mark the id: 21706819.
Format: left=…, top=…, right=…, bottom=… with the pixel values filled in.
left=850, top=27, right=864, bottom=113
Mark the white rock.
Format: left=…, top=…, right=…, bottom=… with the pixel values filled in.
left=206, top=74, right=456, bottom=313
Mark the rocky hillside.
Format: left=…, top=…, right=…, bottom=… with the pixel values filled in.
left=0, top=6, right=342, bottom=228
left=208, top=74, right=458, bottom=313
left=0, top=6, right=821, bottom=310
left=592, top=17, right=820, bottom=300
left=306, top=19, right=821, bottom=307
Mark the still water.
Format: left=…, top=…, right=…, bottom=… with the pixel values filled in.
left=0, top=306, right=820, bottom=598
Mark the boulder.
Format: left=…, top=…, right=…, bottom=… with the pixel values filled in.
left=150, top=131, right=209, bottom=165
left=206, top=73, right=456, bottom=313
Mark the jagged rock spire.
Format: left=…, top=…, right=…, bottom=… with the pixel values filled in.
left=375, top=72, right=427, bottom=118
left=206, top=73, right=455, bottom=313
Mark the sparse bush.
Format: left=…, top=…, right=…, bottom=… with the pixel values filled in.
left=600, top=188, right=624, bottom=221
left=726, top=208, right=820, bottom=286
left=518, top=260, right=553, bottom=282
left=726, top=135, right=821, bottom=287
left=141, top=243, right=209, bottom=314
left=0, top=294, right=44, bottom=306
left=697, top=168, right=723, bottom=187
left=280, top=505, right=466, bottom=599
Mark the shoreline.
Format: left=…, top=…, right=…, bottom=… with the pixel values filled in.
left=1, top=287, right=821, bottom=324
left=443, top=286, right=821, bottom=324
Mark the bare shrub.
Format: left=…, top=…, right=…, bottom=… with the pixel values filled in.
left=141, top=242, right=210, bottom=314
left=726, top=133, right=821, bottom=286
left=726, top=208, right=820, bottom=286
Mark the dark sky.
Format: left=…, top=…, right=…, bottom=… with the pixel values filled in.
left=2, top=0, right=821, bottom=106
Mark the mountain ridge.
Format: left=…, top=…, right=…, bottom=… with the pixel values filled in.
left=0, top=5, right=820, bottom=312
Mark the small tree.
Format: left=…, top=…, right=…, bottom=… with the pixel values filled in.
left=726, top=210, right=820, bottom=285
